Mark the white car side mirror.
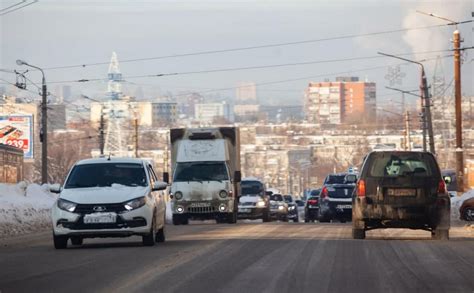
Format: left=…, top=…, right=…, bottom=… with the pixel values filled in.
left=152, top=181, right=168, bottom=191
left=49, top=184, right=61, bottom=194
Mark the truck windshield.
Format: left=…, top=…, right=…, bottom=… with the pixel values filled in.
left=241, top=181, right=264, bottom=195
left=65, top=163, right=147, bottom=188
left=173, top=162, right=229, bottom=182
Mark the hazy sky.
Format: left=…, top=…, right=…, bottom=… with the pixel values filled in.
left=1, top=0, right=472, bottom=108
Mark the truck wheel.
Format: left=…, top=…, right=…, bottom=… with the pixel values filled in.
left=352, top=228, right=366, bottom=239
left=53, top=234, right=68, bottom=249
left=70, top=237, right=83, bottom=246
left=432, top=228, right=449, bottom=240
left=227, top=212, right=237, bottom=224
left=262, top=210, right=270, bottom=222
left=155, top=227, right=165, bottom=243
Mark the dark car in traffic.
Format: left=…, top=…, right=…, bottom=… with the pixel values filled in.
left=284, top=195, right=299, bottom=222
left=318, top=173, right=357, bottom=223
left=352, top=151, right=450, bottom=240
left=304, top=189, right=320, bottom=222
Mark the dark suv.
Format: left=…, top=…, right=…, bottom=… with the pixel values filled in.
left=318, top=173, right=357, bottom=223
left=304, top=189, right=320, bottom=222
left=352, top=151, right=450, bottom=240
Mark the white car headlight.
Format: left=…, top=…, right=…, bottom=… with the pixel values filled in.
left=288, top=206, right=296, bottom=211
left=278, top=205, right=285, bottom=211
left=57, top=198, right=77, bottom=212
left=256, top=201, right=266, bottom=207
left=174, top=191, right=183, bottom=200
left=124, top=197, right=146, bottom=211
left=219, top=190, right=228, bottom=199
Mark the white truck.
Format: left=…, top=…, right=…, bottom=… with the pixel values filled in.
left=167, top=127, right=241, bottom=224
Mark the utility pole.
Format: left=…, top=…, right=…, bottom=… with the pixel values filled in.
left=379, top=53, right=435, bottom=153
left=16, top=60, right=48, bottom=184
left=420, top=68, right=436, bottom=154
left=453, top=29, right=464, bottom=193
left=134, top=118, right=139, bottom=158
left=405, top=111, right=411, bottom=151
left=99, top=109, right=105, bottom=155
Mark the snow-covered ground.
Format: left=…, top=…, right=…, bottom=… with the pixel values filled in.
left=0, top=182, right=57, bottom=238
left=0, top=182, right=473, bottom=238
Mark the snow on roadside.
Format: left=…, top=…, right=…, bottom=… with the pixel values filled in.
left=0, top=182, right=57, bottom=238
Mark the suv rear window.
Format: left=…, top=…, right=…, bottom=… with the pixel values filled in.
left=366, top=152, right=438, bottom=177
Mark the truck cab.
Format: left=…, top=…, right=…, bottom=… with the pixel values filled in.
left=169, top=127, right=241, bottom=224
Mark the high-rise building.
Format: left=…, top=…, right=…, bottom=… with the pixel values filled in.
left=151, top=102, right=178, bottom=126
left=304, top=77, right=376, bottom=125
left=236, top=82, right=257, bottom=104
left=195, top=102, right=232, bottom=123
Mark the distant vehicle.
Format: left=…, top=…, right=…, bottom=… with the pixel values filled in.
left=168, top=127, right=241, bottom=225
left=460, top=197, right=474, bottom=221
left=441, top=169, right=457, bottom=197
left=269, top=193, right=288, bottom=221
left=352, top=151, right=450, bottom=240
left=50, top=157, right=168, bottom=249
left=283, top=195, right=299, bottom=222
left=304, top=189, right=321, bottom=222
left=318, top=173, right=357, bottom=223
left=238, top=178, right=270, bottom=222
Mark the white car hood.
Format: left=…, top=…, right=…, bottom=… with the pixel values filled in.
left=60, top=184, right=149, bottom=204
left=239, top=195, right=260, bottom=203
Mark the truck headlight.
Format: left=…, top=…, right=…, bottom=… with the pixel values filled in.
left=219, top=203, right=227, bottom=212
left=124, top=197, right=146, bottom=211
left=219, top=190, right=228, bottom=199
left=174, top=191, right=183, bottom=200
left=256, top=201, right=266, bottom=207
left=57, top=199, right=77, bottom=212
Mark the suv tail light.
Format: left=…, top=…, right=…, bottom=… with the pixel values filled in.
left=320, top=187, right=328, bottom=199
left=357, top=180, right=366, bottom=197
left=308, top=199, right=318, bottom=205
left=437, top=180, right=447, bottom=194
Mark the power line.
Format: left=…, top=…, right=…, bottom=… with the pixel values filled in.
left=40, top=21, right=472, bottom=71
left=0, top=1, right=25, bottom=13
left=0, top=0, right=37, bottom=16
left=46, top=50, right=453, bottom=85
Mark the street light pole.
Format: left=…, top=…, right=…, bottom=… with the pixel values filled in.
left=16, top=60, right=48, bottom=184
left=378, top=52, right=435, bottom=154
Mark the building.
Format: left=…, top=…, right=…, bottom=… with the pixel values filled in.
left=195, top=102, right=232, bottom=123
left=304, top=77, right=376, bottom=125
left=151, top=102, right=178, bottom=126
left=236, top=82, right=257, bottom=104
left=234, top=104, right=260, bottom=122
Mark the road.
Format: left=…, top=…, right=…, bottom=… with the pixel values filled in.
left=0, top=222, right=473, bottom=293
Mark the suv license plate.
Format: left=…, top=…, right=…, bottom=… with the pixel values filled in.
left=387, top=188, right=417, bottom=196
left=239, top=208, right=251, bottom=213
left=84, top=212, right=117, bottom=224
left=336, top=205, right=352, bottom=209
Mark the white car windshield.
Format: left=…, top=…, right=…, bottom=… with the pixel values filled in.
left=65, top=163, right=147, bottom=188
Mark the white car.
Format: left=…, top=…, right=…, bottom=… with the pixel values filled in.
left=51, top=157, right=167, bottom=249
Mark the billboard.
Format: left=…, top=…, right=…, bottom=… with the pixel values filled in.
left=0, top=114, right=34, bottom=159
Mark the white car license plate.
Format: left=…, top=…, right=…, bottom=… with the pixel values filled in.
left=336, top=205, right=352, bottom=209
left=83, top=212, right=117, bottom=224
left=239, top=208, right=251, bottom=213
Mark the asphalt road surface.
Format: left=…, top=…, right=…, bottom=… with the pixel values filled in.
left=0, top=222, right=473, bottom=293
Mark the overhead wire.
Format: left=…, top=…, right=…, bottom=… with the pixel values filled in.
left=0, top=0, right=38, bottom=16
left=39, top=20, right=473, bottom=71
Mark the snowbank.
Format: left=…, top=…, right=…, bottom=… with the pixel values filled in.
left=0, top=182, right=57, bottom=238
